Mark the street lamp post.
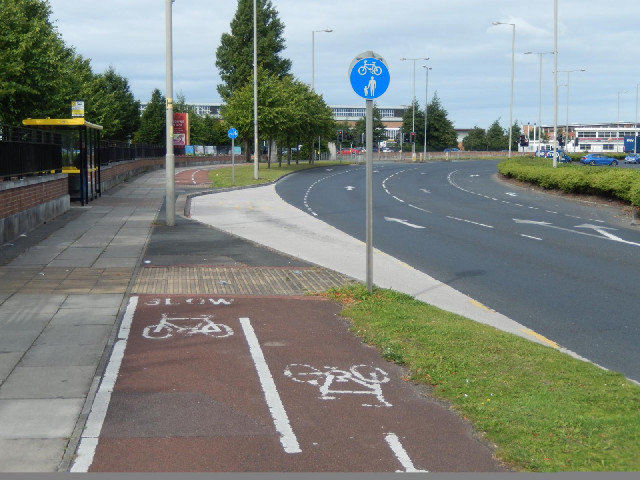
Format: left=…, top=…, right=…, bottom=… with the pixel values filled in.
left=253, top=0, right=258, bottom=180
left=635, top=83, right=640, bottom=154
left=311, top=29, right=332, bottom=91
left=165, top=0, right=175, bottom=227
left=401, top=57, right=429, bottom=159
left=556, top=69, right=585, bottom=151
left=524, top=51, right=553, bottom=151
left=423, top=65, right=432, bottom=160
left=493, top=21, right=515, bottom=159
left=618, top=90, right=629, bottom=126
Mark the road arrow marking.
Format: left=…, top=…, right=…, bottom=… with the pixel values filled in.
left=514, top=219, right=640, bottom=247
left=575, top=224, right=640, bottom=246
left=384, top=217, right=426, bottom=229
left=420, top=188, right=431, bottom=194
left=345, top=186, right=356, bottom=191
left=505, top=192, right=518, bottom=197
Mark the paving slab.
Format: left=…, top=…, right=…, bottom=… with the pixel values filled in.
left=0, top=365, right=96, bottom=399
left=0, top=439, right=69, bottom=472
left=34, top=324, right=113, bottom=347
left=0, top=398, right=84, bottom=438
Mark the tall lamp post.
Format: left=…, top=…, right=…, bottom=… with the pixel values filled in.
left=524, top=51, right=553, bottom=150
left=618, top=90, right=629, bottom=126
left=635, top=83, right=640, bottom=154
left=401, top=57, right=429, bottom=159
left=311, top=29, right=332, bottom=91
left=493, top=21, right=515, bottom=158
left=423, top=65, right=432, bottom=159
left=556, top=69, right=585, bottom=151
left=253, top=0, right=258, bottom=180
left=165, top=0, right=175, bottom=227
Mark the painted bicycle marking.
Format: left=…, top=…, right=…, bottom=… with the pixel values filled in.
left=284, top=364, right=392, bottom=407
left=142, top=314, right=234, bottom=340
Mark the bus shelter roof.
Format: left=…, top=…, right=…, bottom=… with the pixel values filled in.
left=22, top=118, right=103, bottom=130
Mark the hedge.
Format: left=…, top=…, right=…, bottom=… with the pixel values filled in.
left=497, top=157, right=640, bottom=207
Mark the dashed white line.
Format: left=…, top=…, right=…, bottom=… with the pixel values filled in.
left=446, top=216, right=494, bottom=229
left=521, top=234, right=543, bottom=241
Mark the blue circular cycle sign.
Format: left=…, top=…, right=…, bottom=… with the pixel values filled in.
left=349, top=52, right=390, bottom=99
left=227, top=128, right=238, bottom=139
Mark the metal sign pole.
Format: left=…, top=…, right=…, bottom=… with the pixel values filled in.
left=366, top=99, right=373, bottom=292
left=232, top=137, right=235, bottom=185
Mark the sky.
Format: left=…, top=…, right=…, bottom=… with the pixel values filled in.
left=47, top=0, right=640, bottom=130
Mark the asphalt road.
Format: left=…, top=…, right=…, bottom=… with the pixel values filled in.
left=275, top=160, right=640, bottom=382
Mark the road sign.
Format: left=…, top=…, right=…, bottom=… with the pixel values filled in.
left=227, top=128, right=239, bottom=139
left=349, top=51, right=390, bottom=99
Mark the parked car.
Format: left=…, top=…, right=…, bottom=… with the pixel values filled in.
left=537, top=149, right=571, bottom=162
left=579, top=153, right=618, bottom=166
left=624, top=153, right=640, bottom=164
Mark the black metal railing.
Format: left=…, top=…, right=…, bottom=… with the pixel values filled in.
left=0, top=124, right=63, bottom=178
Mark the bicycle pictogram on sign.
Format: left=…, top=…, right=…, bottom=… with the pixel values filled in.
left=357, top=60, right=383, bottom=76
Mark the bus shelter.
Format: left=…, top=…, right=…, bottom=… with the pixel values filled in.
left=22, top=118, right=103, bottom=205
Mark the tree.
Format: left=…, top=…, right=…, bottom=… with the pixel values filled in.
left=215, top=0, right=291, bottom=101
left=463, top=126, right=488, bottom=151
left=425, top=93, right=457, bottom=150
left=135, top=89, right=165, bottom=145
left=83, top=66, right=140, bottom=140
left=355, top=103, right=386, bottom=146
left=401, top=99, right=426, bottom=147
left=0, top=0, right=70, bottom=123
left=486, top=119, right=507, bottom=151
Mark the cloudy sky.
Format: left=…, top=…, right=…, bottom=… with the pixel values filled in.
left=47, top=0, right=640, bottom=130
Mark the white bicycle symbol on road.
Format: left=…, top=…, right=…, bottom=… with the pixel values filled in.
left=143, top=314, right=234, bottom=340
left=357, top=59, right=383, bottom=76
left=284, top=363, right=392, bottom=407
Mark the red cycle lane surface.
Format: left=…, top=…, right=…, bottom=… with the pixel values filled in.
left=88, top=294, right=506, bottom=472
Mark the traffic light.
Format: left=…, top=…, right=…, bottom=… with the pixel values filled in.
left=557, top=134, right=565, bottom=147
left=410, top=132, right=415, bottom=143
left=337, top=130, right=343, bottom=142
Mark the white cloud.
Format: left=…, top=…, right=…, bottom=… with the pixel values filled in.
left=46, top=0, right=640, bottom=128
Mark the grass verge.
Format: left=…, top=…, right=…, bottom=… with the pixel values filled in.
left=324, top=285, right=640, bottom=472
left=208, top=160, right=351, bottom=188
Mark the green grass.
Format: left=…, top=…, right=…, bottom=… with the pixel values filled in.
left=208, top=160, right=351, bottom=188
left=324, top=285, right=640, bottom=472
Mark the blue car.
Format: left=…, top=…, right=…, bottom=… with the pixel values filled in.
left=624, top=153, right=640, bottom=164
left=579, top=153, right=618, bottom=166
left=538, top=149, right=571, bottom=162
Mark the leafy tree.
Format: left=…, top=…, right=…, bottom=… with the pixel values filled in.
left=510, top=121, right=522, bottom=152
left=486, top=119, right=507, bottom=150
left=135, top=89, right=165, bottom=145
left=354, top=104, right=386, bottom=146
left=215, top=0, right=291, bottom=101
left=83, top=66, right=140, bottom=140
left=0, top=0, right=70, bottom=123
left=401, top=99, right=425, bottom=146
left=425, top=92, right=457, bottom=150
left=463, top=126, right=488, bottom=151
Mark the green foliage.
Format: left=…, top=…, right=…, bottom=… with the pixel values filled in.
left=83, top=67, right=140, bottom=140
left=135, top=89, right=165, bottom=145
left=0, top=0, right=68, bottom=123
left=215, top=0, right=291, bottom=101
left=425, top=92, right=457, bottom=150
left=463, top=126, right=488, bottom=151
left=326, top=285, right=640, bottom=472
left=486, top=119, right=507, bottom=150
left=497, top=157, right=640, bottom=207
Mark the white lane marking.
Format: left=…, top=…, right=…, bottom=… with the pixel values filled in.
left=515, top=219, right=640, bottom=247
left=345, top=186, right=356, bottom=191
left=521, top=234, right=543, bottom=241
left=384, top=217, right=426, bottom=229
left=240, top=317, right=301, bottom=454
left=384, top=433, right=428, bottom=472
left=446, top=216, right=494, bottom=229
left=70, top=296, right=139, bottom=472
